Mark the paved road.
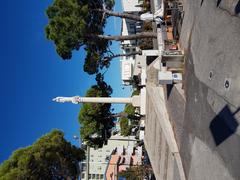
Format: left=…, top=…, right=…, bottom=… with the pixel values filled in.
left=167, top=52, right=240, bottom=180
left=145, top=0, right=240, bottom=180
left=180, top=0, right=240, bottom=108
left=174, top=0, right=240, bottom=179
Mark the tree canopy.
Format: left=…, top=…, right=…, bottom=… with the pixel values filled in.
left=0, top=130, right=85, bottom=180
left=120, top=117, right=132, bottom=136
left=78, top=74, right=114, bottom=148
left=45, top=0, right=112, bottom=59
left=45, top=0, right=117, bottom=75
left=118, top=165, right=154, bottom=180
left=118, top=166, right=145, bottom=180
left=45, top=0, right=156, bottom=75
left=119, top=89, right=141, bottom=136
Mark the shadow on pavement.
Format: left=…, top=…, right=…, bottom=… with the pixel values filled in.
left=209, top=106, right=239, bottom=146
left=235, top=0, right=240, bottom=14
left=166, top=84, right=174, bottom=99
left=216, top=0, right=222, bottom=7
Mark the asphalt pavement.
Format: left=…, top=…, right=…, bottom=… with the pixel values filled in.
left=175, top=0, right=240, bottom=179
left=145, top=0, right=240, bottom=179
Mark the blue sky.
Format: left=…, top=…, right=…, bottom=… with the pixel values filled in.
left=0, top=0, right=131, bottom=163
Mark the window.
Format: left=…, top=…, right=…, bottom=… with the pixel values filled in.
left=125, top=48, right=130, bottom=54
left=89, top=174, right=92, bottom=179
left=82, top=163, right=86, bottom=171
left=100, top=174, right=104, bottom=179
left=81, top=173, right=85, bottom=179
left=129, top=23, right=135, bottom=32
left=92, top=174, right=96, bottom=179
left=105, top=155, right=110, bottom=161
left=96, top=174, right=100, bottom=179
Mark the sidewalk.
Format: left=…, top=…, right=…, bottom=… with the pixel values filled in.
left=144, top=58, right=186, bottom=180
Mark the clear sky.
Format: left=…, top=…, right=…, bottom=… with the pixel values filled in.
left=0, top=0, right=131, bottom=163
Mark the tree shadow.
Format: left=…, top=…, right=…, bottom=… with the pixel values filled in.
left=209, top=106, right=239, bottom=146
left=217, top=0, right=222, bottom=7
left=235, top=0, right=240, bottom=14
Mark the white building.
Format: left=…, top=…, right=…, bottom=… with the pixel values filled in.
left=121, top=0, right=142, bottom=13
left=120, top=0, right=143, bottom=86
left=80, top=135, right=136, bottom=180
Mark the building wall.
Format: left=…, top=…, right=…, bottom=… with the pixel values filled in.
left=80, top=135, right=136, bottom=180
left=121, top=18, right=138, bottom=48
left=105, top=146, right=143, bottom=180
left=121, top=0, right=142, bottom=12
left=120, top=0, right=143, bottom=86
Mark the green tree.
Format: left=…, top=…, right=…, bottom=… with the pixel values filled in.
left=118, top=165, right=154, bottom=180
left=0, top=130, right=85, bottom=180
left=120, top=90, right=140, bottom=118
left=118, top=166, right=145, bottom=180
left=119, top=117, right=132, bottom=136
left=131, top=89, right=140, bottom=96
left=45, top=0, right=157, bottom=74
left=125, top=104, right=135, bottom=117
left=116, top=89, right=142, bottom=136
left=118, top=104, right=137, bottom=136
left=78, top=74, right=114, bottom=148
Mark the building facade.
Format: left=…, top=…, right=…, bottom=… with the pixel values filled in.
left=120, top=0, right=143, bottom=86
left=80, top=135, right=136, bottom=180
left=105, top=145, right=143, bottom=180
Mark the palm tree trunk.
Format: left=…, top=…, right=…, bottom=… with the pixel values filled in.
left=94, top=9, right=142, bottom=21
left=97, top=32, right=157, bottom=41
left=104, top=51, right=142, bottom=63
